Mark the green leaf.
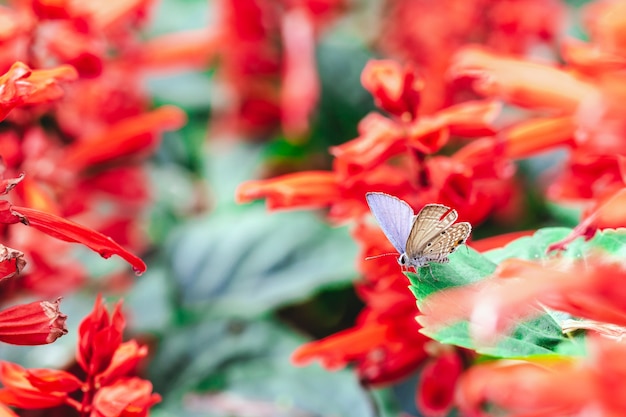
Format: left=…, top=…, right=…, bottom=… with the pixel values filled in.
left=483, top=227, right=572, bottom=264
left=167, top=204, right=358, bottom=318
left=425, top=316, right=566, bottom=358
left=151, top=318, right=376, bottom=417
left=407, top=247, right=496, bottom=301
left=544, top=201, right=583, bottom=228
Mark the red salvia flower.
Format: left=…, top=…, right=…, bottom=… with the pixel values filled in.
left=0, top=296, right=158, bottom=416
left=0, top=298, right=67, bottom=345
left=377, top=0, right=564, bottom=112
left=77, top=294, right=125, bottom=376
left=0, top=200, right=146, bottom=274
left=0, top=62, right=77, bottom=121
left=416, top=347, right=464, bottom=417
left=0, top=362, right=70, bottom=409
left=292, top=222, right=430, bottom=385
left=209, top=0, right=345, bottom=138
left=456, top=336, right=626, bottom=417
left=92, top=377, right=160, bottom=417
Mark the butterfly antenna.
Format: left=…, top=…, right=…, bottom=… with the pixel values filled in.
left=365, top=253, right=398, bottom=261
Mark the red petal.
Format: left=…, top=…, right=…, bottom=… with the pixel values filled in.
left=451, top=46, right=597, bottom=113
left=138, top=29, right=220, bottom=70
left=0, top=362, right=67, bottom=409
left=77, top=295, right=125, bottom=374
left=456, top=359, right=587, bottom=416
left=469, top=230, right=535, bottom=252
left=0, top=298, right=68, bottom=345
left=561, top=38, right=626, bottom=75
left=60, top=106, right=187, bottom=171
left=26, top=369, right=82, bottom=393
left=280, top=7, right=319, bottom=137
left=330, top=113, right=405, bottom=172
left=361, top=60, right=423, bottom=119
left=92, top=378, right=160, bottom=417
left=98, top=340, right=148, bottom=386
left=235, top=171, right=340, bottom=210
left=433, top=100, right=500, bottom=137
left=11, top=205, right=147, bottom=274
left=417, top=352, right=463, bottom=417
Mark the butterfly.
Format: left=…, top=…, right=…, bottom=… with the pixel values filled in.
left=365, top=192, right=471, bottom=270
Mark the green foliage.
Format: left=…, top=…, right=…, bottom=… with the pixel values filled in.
left=151, top=318, right=376, bottom=417
left=165, top=204, right=358, bottom=319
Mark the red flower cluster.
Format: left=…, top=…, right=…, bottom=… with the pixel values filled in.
left=378, top=0, right=564, bottom=113
left=207, top=0, right=345, bottom=139
left=0, top=0, right=190, bottom=412
left=0, top=167, right=150, bottom=348
left=236, top=60, right=513, bottom=225
left=237, top=0, right=626, bottom=416
left=0, top=0, right=190, bottom=296
left=0, top=295, right=158, bottom=417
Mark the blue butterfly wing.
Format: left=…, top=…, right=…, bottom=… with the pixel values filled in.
left=365, top=192, right=414, bottom=254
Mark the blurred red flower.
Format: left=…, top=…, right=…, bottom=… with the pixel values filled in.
left=0, top=298, right=67, bottom=346
left=0, top=0, right=193, bottom=295
left=0, top=295, right=157, bottom=416
left=209, top=0, right=345, bottom=139
left=292, top=223, right=430, bottom=385
left=456, top=336, right=626, bottom=417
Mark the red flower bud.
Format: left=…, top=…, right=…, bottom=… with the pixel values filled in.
left=0, top=298, right=67, bottom=346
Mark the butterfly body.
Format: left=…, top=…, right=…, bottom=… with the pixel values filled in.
left=365, top=192, right=471, bottom=270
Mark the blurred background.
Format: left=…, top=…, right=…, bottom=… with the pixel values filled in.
left=0, top=0, right=600, bottom=416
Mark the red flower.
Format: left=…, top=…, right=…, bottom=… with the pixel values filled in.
left=77, top=295, right=125, bottom=376
left=209, top=0, right=344, bottom=138
left=60, top=106, right=187, bottom=172
left=92, top=378, right=160, bottom=417
left=456, top=357, right=584, bottom=417
left=236, top=171, right=340, bottom=211
left=377, top=0, right=564, bottom=112
left=292, top=222, right=430, bottom=385
left=0, top=362, right=72, bottom=409
left=456, top=336, right=626, bottom=417
left=0, top=62, right=77, bottom=121
left=360, top=60, right=423, bottom=119
left=450, top=46, right=597, bottom=113
left=0, top=296, right=158, bottom=416
left=0, top=201, right=146, bottom=274
left=0, top=298, right=67, bottom=345
left=417, top=347, right=464, bottom=417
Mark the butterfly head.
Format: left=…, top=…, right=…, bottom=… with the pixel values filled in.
left=397, top=252, right=430, bottom=269
left=397, top=253, right=408, bottom=267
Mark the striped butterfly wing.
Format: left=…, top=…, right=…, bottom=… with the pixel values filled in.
left=365, top=192, right=415, bottom=254
left=418, top=222, right=472, bottom=263
left=405, top=204, right=459, bottom=259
